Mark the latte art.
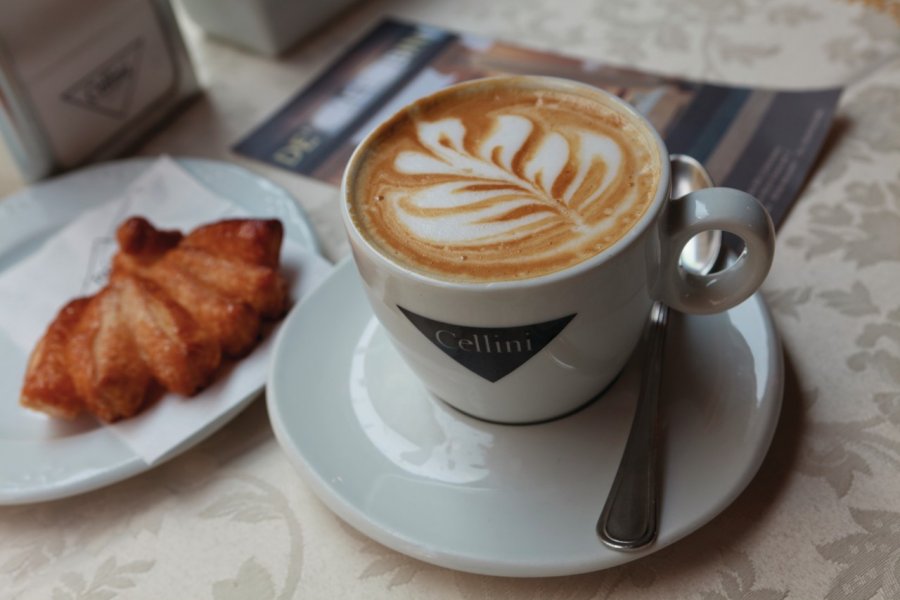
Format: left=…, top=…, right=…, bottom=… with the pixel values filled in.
left=348, top=83, right=661, bottom=282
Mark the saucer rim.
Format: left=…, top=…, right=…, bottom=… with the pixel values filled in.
left=267, top=258, right=783, bottom=576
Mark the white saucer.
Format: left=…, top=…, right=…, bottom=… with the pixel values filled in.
left=0, top=158, right=319, bottom=505
left=267, top=259, right=783, bottom=577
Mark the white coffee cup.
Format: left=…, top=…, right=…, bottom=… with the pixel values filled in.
left=341, top=76, right=774, bottom=424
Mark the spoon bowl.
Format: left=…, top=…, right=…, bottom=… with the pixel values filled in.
left=672, top=155, right=719, bottom=274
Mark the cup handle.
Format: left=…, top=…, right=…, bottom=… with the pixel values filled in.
left=659, top=187, right=775, bottom=315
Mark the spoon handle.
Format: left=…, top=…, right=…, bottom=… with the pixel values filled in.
left=597, top=301, right=668, bottom=550
left=597, top=154, right=716, bottom=550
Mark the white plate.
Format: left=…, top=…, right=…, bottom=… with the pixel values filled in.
left=0, top=158, right=319, bottom=505
left=268, top=259, right=783, bottom=577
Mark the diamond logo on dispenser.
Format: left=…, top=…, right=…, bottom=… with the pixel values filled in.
left=61, top=39, right=144, bottom=119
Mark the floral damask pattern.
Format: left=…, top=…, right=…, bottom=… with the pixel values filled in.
left=339, top=521, right=431, bottom=589
left=698, top=552, right=787, bottom=600
left=818, top=508, right=900, bottom=600
left=787, top=174, right=900, bottom=266
left=766, top=52, right=900, bottom=600
left=197, top=473, right=305, bottom=599
left=848, top=305, right=900, bottom=386
left=212, top=558, right=277, bottom=600
left=811, top=85, right=900, bottom=185
left=590, top=0, right=783, bottom=77
left=799, top=414, right=899, bottom=497
left=51, top=558, right=155, bottom=600
left=3, top=0, right=900, bottom=599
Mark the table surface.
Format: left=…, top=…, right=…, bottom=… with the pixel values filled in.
left=3, top=1, right=900, bottom=598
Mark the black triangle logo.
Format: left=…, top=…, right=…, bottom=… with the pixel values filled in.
left=399, top=306, right=575, bottom=382
left=61, top=39, right=143, bottom=119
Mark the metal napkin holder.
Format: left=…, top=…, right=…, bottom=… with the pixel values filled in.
left=0, top=0, right=198, bottom=182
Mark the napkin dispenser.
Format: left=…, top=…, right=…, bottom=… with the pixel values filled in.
left=0, top=0, right=198, bottom=182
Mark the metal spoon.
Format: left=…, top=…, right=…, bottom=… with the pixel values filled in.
left=596, top=154, right=718, bottom=550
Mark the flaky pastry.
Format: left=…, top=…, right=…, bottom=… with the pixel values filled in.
left=20, top=217, right=287, bottom=422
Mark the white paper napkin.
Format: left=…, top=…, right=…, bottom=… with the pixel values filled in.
left=0, top=157, right=332, bottom=464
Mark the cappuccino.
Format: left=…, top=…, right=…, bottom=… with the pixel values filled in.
left=341, top=76, right=774, bottom=422
left=346, top=78, right=662, bottom=283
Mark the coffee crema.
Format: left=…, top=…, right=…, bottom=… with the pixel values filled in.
left=347, top=80, right=662, bottom=282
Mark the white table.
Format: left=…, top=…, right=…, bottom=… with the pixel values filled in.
left=3, top=1, right=900, bottom=598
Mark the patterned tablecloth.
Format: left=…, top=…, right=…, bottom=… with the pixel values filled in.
left=2, top=1, right=900, bottom=598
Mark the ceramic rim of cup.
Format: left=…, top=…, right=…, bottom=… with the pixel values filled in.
left=340, top=74, right=672, bottom=292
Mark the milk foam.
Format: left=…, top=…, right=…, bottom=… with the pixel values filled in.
left=349, top=82, right=661, bottom=282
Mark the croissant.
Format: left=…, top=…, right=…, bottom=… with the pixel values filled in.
left=20, top=217, right=288, bottom=423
